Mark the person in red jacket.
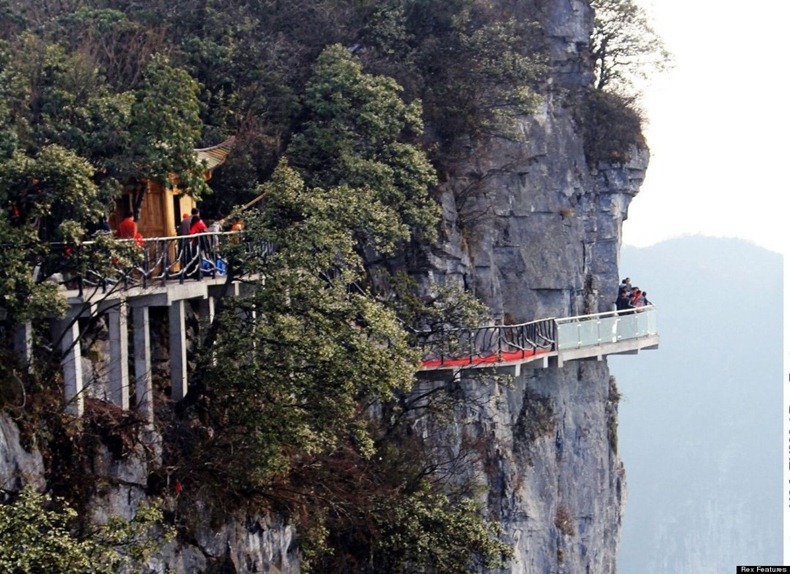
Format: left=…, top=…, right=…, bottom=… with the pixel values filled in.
left=117, top=211, right=137, bottom=239
left=189, top=214, right=207, bottom=235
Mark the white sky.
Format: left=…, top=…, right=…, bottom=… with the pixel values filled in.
left=623, top=0, right=790, bottom=257
left=625, top=0, right=790, bottom=563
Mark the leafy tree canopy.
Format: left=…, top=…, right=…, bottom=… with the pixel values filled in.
left=591, top=0, right=672, bottom=93
left=0, top=486, right=174, bottom=574
left=287, top=44, right=439, bottom=250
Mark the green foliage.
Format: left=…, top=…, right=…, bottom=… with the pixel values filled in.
left=0, top=145, right=102, bottom=238
left=174, top=112, right=505, bottom=572
left=0, top=32, right=205, bottom=322
left=127, top=55, right=207, bottom=197
left=0, top=219, right=64, bottom=323
left=380, top=0, right=545, bottom=148
left=579, top=89, right=645, bottom=165
left=591, top=0, right=672, bottom=93
left=269, top=434, right=511, bottom=574
left=183, top=166, right=426, bottom=490
left=0, top=486, right=174, bottom=574
left=373, top=488, right=512, bottom=573
left=288, top=44, right=439, bottom=249
left=56, top=8, right=167, bottom=91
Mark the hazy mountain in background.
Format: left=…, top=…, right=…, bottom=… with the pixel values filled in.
left=611, top=236, right=783, bottom=573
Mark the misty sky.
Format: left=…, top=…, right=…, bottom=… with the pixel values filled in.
left=623, top=0, right=789, bottom=563
left=623, top=0, right=789, bottom=257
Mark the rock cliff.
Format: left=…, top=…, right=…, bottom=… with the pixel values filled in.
left=413, top=1, right=649, bottom=571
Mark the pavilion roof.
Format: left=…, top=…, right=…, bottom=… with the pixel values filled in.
left=194, top=136, right=236, bottom=171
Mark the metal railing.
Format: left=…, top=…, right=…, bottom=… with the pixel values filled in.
left=29, top=233, right=656, bottom=370
left=417, top=306, right=658, bottom=369
left=416, top=317, right=556, bottom=368
left=36, top=232, right=274, bottom=296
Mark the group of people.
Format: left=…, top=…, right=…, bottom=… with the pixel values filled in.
left=615, top=277, right=652, bottom=311
left=179, top=208, right=243, bottom=238
left=114, top=207, right=243, bottom=240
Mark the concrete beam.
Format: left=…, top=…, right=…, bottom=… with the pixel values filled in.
left=53, top=317, right=84, bottom=416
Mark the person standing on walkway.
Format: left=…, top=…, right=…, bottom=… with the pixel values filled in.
left=179, top=213, right=192, bottom=236
left=189, top=213, right=207, bottom=235
left=615, top=287, right=632, bottom=312
left=117, top=211, right=137, bottom=239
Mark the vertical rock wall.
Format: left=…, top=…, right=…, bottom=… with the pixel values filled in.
left=415, top=1, right=649, bottom=571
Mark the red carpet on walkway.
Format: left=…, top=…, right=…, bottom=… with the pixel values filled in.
left=421, top=347, right=551, bottom=369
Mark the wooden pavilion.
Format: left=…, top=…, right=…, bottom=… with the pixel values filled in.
left=110, top=137, right=235, bottom=238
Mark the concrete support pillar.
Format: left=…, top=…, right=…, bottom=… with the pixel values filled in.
left=54, top=317, right=84, bottom=416
left=169, top=300, right=188, bottom=401
left=198, top=295, right=217, bottom=366
left=14, top=321, right=33, bottom=369
left=198, top=296, right=215, bottom=341
left=107, top=301, right=129, bottom=409
left=133, top=306, right=154, bottom=426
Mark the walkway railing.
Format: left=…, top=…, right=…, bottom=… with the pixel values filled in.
left=418, top=306, right=658, bottom=371
left=38, top=232, right=274, bottom=296
left=24, top=239, right=659, bottom=416
left=555, top=306, right=657, bottom=350
left=417, top=318, right=557, bottom=369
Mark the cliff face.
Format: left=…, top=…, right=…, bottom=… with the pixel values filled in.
left=0, top=1, right=648, bottom=572
left=415, top=2, right=648, bottom=571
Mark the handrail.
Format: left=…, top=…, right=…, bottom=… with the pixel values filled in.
left=418, top=306, right=658, bottom=370
left=416, top=317, right=557, bottom=369
left=35, top=232, right=273, bottom=296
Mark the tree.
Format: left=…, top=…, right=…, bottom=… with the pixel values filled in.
left=590, top=0, right=671, bottom=93
left=172, top=51, right=504, bottom=568
left=181, top=161, right=422, bottom=492
left=409, top=3, right=545, bottom=146
left=0, top=486, right=173, bottom=574
left=125, top=55, right=208, bottom=214
left=287, top=44, right=439, bottom=251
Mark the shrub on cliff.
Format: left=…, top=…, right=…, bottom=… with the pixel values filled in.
left=579, top=89, right=646, bottom=165
left=0, top=486, right=173, bottom=573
